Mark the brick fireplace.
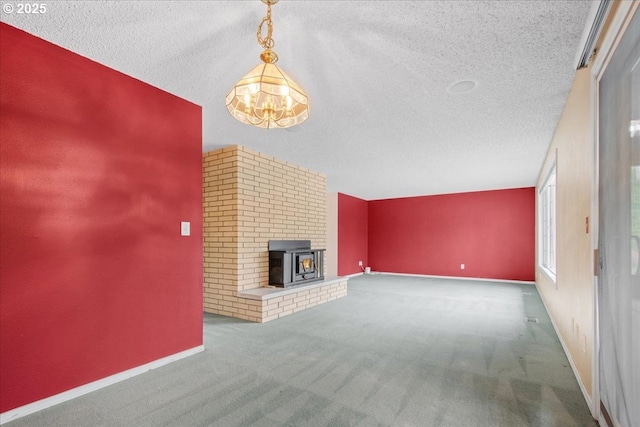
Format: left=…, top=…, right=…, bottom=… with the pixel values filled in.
left=203, top=145, right=347, bottom=322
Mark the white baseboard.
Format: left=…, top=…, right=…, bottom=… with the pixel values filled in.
left=375, top=271, right=536, bottom=285
left=0, top=345, right=205, bottom=425
left=534, top=284, right=593, bottom=414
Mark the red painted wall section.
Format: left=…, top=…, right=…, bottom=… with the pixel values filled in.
left=337, top=193, right=368, bottom=276
left=0, top=23, right=203, bottom=413
left=368, top=188, right=535, bottom=281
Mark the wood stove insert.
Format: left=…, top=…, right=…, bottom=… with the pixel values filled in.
left=268, top=240, right=325, bottom=287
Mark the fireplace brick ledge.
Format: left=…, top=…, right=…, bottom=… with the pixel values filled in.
left=238, top=276, right=347, bottom=300
left=237, top=276, right=348, bottom=322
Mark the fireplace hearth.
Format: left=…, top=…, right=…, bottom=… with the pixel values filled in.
left=269, top=240, right=325, bottom=287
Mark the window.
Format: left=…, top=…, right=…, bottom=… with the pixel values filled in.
left=539, top=165, right=556, bottom=279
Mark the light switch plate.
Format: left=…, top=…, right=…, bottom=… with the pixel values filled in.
left=181, top=221, right=190, bottom=236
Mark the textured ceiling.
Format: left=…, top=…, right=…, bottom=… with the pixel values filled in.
left=1, top=1, right=593, bottom=200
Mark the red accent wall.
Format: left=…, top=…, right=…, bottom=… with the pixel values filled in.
left=337, top=193, right=368, bottom=276
left=0, top=24, right=203, bottom=413
left=368, top=188, right=535, bottom=281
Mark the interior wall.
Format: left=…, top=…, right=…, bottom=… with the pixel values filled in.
left=368, top=188, right=535, bottom=281
left=337, top=193, right=369, bottom=276
left=0, top=23, right=203, bottom=413
left=535, top=67, right=593, bottom=398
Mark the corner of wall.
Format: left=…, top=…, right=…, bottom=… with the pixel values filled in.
left=327, top=193, right=339, bottom=277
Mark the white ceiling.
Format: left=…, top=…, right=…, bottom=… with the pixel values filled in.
left=1, top=1, right=594, bottom=200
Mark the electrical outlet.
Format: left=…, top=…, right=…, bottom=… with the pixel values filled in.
left=460, top=263, right=465, bottom=269
left=358, top=261, right=363, bottom=266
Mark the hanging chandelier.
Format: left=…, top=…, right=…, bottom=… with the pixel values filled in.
left=225, top=0, right=309, bottom=129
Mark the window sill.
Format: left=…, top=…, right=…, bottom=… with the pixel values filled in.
left=539, top=266, right=557, bottom=288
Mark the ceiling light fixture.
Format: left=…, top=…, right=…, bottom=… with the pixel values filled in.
left=225, top=0, right=309, bottom=129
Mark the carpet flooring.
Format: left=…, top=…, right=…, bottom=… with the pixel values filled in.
left=7, top=274, right=597, bottom=426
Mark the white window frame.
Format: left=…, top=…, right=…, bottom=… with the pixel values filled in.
left=539, top=163, right=557, bottom=282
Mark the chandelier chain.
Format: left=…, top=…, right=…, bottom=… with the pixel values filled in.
left=256, top=3, right=275, bottom=50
